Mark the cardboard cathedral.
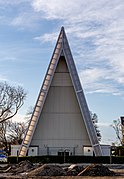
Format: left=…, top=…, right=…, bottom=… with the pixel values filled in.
left=19, top=27, right=102, bottom=156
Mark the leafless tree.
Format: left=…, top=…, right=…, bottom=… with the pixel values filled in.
left=7, top=120, right=28, bottom=145
left=111, top=119, right=123, bottom=145
left=0, top=121, right=8, bottom=152
left=0, top=120, right=28, bottom=154
left=0, top=82, right=26, bottom=123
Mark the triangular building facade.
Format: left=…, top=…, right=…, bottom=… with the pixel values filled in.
left=19, top=27, right=102, bottom=156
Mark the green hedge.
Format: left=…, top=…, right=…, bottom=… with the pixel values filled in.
left=0, top=161, right=8, bottom=164
left=112, top=156, right=124, bottom=164
left=8, top=156, right=64, bottom=164
left=7, top=155, right=124, bottom=164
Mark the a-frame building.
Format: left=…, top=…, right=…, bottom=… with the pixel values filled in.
left=19, top=27, right=103, bottom=156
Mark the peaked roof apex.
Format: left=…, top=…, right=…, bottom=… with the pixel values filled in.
left=61, top=26, right=65, bottom=31
left=60, top=26, right=66, bottom=40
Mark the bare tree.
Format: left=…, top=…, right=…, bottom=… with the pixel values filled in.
left=0, top=82, right=26, bottom=123
left=0, top=121, right=8, bottom=152
left=0, top=120, right=28, bottom=154
left=7, top=120, right=28, bottom=145
left=111, top=119, right=123, bottom=145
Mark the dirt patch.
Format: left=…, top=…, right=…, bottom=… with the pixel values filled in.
left=79, top=164, right=115, bottom=176
left=27, top=163, right=115, bottom=177
left=1, top=160, right=35, bottom=174
left=0, top=161, right=117, bottom=177
left=27, top=164, right=67, bottom=176
left=66, top=164, right=84, bottom=176
left=10, top=160, right=35, bottom=174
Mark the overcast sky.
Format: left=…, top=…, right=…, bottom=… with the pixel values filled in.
left=1, top=0, right=124, bottom=144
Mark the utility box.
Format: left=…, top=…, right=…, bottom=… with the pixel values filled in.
left=83, top=146, right=93, bottom=156
left=101, top=145, right=110, bottom=156
left=11, top=145, right=21, bottom=156
left=28, top=146, right=38, bottom=156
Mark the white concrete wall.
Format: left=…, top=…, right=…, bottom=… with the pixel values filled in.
left=11, top=145, right=21, bottom=156
left=30, top=57, right=91, bottom=155
left=28, top=146, right=39, bottom=156
left=11, top=145, right=39, bottom=156
left=83, top=146, right=93, bottom=156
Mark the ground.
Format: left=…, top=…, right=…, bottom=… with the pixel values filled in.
left=1, top=161, right=124, bottom=178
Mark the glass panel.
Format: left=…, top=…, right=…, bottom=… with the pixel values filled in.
left=41, top=92, right=45, bottom=96
left=43, top=85, right=47, bottom=90
left=35, top=107, right=40, bottom=112
left=56, top=43, right=61, bottom=49
left=27, top=130, right=32, bottom=136
left=49, top=64, right=54, bottom=70
left=30, top=121, right=35, bottom=126
left=48, top=69, right=53, bottom=75
left=25, top=135, right=30, bottom=142
left=21, top=146, right=27, bottom=152
left=53, top=54, right=58, bottom=60
left=29, top=126, right=33, bottom=131
left=32, top=115, right=38, bottom=121
left=37, top=101, right=42, bottom=106
left=46, top=75, right=51, bottom=80
left=44, top=80, right=49, bottom=85
left=39, top=95, right=44, bottom=101
left=55, top=48, right=59, bottom=54
left=51, top=59, right=56, bottom=64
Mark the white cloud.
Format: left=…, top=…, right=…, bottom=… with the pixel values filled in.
left=1, top=0, right=124, bottom=95
left=80, top=68, right=106, bottom=84
left=10, top=12, right=39, bottom=29
left=31, top=0, right=122, bottom=21
left=79, top=67, right=124, bottom=95
left=31, top=0, right=124, bottom=95
left=0, top=0, right=40, bottom=29
left=32, top=0, right=82, bottom=20
left=34, top=32, right=57, bottom=42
